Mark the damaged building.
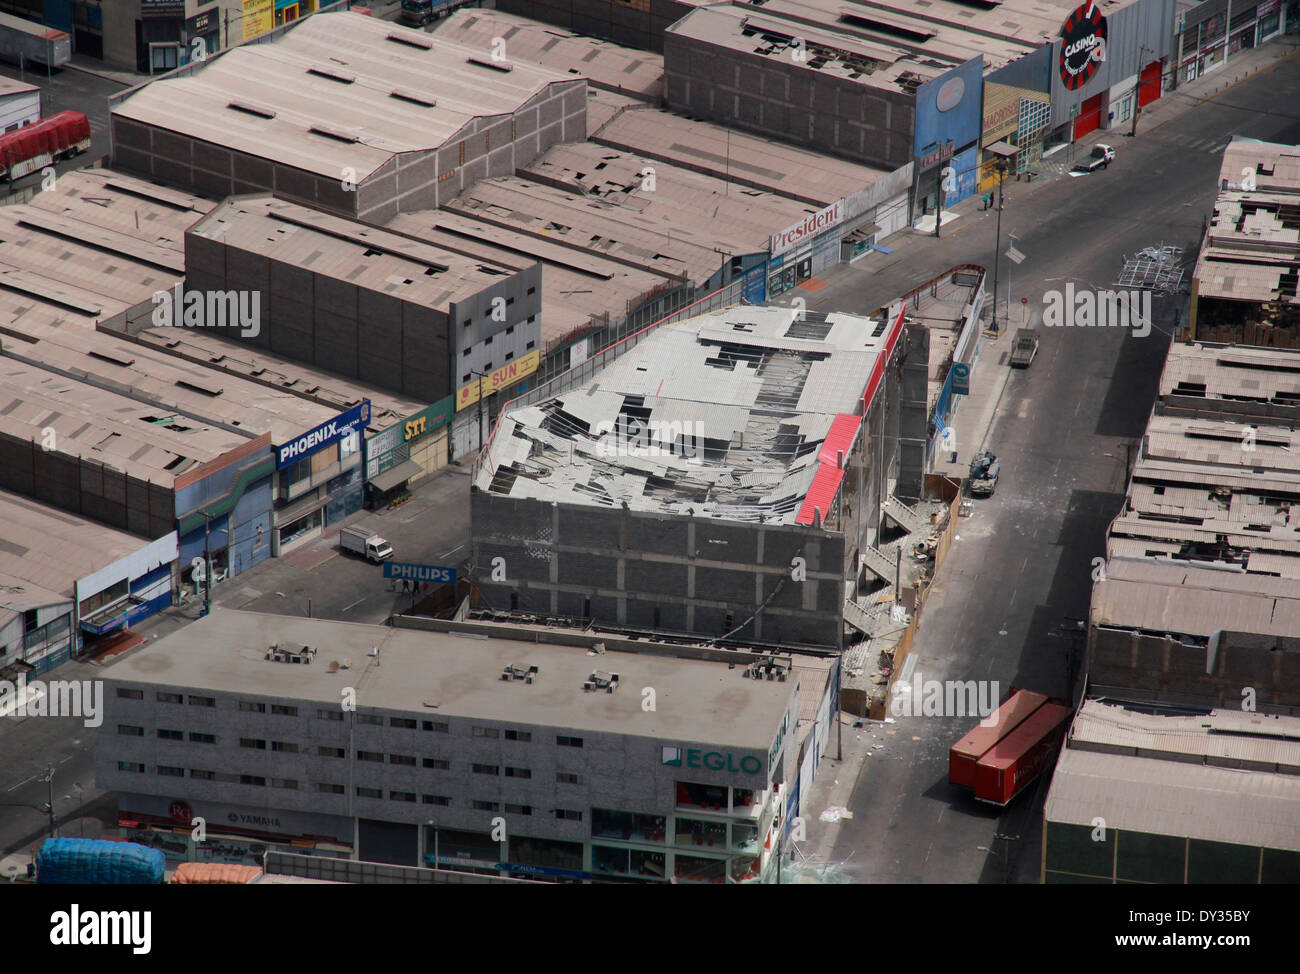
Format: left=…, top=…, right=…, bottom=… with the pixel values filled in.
left=469, top=303, right=927, bottom=651
left=1190, top=138, right=1300, bottom=346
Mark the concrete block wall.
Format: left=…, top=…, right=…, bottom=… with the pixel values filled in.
left=495, top=0, right=691, bottom=52
left=471, top=490, right=845, bottom=649
left=663, top=34, right=915, bottom=169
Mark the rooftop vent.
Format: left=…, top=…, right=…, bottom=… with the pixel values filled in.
left=227, top=100, right=277, bottom=119
left=467, top=56, right=513, bottom=72
left=387, top=31, right=433, bottom=49
left=266, top=642, right=316, bottom=664
left=583, top=670, right=620, bottom=693
left=307, top=65, right=356, bottom=84
left=502, top=663, right=539, bottom=683
left=743, top=659, right=788, bottom=682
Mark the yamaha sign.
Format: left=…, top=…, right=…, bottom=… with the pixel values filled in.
left=1059, top=1, right=1107, bottom=90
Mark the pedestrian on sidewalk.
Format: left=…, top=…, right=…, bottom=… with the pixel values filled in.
left=982, top=192, right=992, bottom=211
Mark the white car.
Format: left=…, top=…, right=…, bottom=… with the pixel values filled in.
left=1074, top=144, right=1116, bottom=173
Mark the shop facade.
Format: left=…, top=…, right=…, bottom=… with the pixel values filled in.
left=365, top=395, right=454, bottom=507
left=1175, top=0, right=1287, bottom=85
left=270, top=401, right=369, bottom=556
left=912, top=57, right=983, bottom=221
left=979, top=46, right=1053, bottom=191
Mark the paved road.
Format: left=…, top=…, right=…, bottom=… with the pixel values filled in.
left=801, top=56, right=1300, bottom=883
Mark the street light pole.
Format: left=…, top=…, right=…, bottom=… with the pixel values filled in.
left=41, top=764, right=55, bottom=839
left=1131, top=46, right=1151, bottom=137
left=990, top=161, right=1007, bottom=334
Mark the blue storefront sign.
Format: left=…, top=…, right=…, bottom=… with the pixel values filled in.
left=275, top=401, right=371, bottom=470
left=952, top=363, right=971, bottom=395
left=383, top=562, right=457, bottom=584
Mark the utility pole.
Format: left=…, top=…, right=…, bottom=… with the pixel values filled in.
left=1131, top=46, right=1150, bottom=137
left=934, top=163, right=945, bottom=237
left=990, top=160, right=1007, bottom=334
left=202, top=511, right=213, bottom=617
left=41, top=765, right=55, bottom=839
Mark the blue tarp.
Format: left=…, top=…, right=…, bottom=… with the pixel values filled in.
left=36, top=838, right=165, bottom=884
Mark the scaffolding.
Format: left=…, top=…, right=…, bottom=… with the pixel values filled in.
left=1116, top=244, right=1185, bottom=294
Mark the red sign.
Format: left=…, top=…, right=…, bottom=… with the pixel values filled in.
left=1059, top=2, right=1108, bottom=91
left=169, top=800, right=194, bottom=824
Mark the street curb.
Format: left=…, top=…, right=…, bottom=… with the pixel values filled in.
left=59, top=61, right=136, bottom=88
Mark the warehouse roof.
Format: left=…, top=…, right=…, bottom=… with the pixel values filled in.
left=111, top=11, right=576, bottom=182
left=1046, top=747, right=1300, bottom=852
left=0, top=490, right=153, bottom=616
left=124, top=326, right=424, bottom=435
left=103, top=608, right=795, bottom=750
left=0, top=76, right=40, bottom=99
left=473, top=305, right=888, bottom=523
left=435, top=9, right=664, bottom=100
left=386, top=208, right=676, bottom=354
left=189, top=195, right=522, bottom=311
left=589, top=101, right=887, bottom=207
left=0, top=356, right=252, bottom=486
left=0, top=168, right=212, bottom=334
left=3, top=322, right=335, bottom=446
left=1159, top=342, right=1300, bottom=415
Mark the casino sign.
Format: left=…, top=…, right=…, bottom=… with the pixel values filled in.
left=1059, top=2, right=1108, bottom=90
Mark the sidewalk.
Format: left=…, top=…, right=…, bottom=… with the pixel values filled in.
left=61, top=53, right=141, bottom=88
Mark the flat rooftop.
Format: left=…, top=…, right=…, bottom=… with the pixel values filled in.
left=0, top=489, right=153, bottom=616
left=102, top=608, right=793, bottom=750
left=123, top=326, right=425, bottom=435
left=0, top=76, right=39, bottom=98
left=3, top=321, right=336, bottom=446
left=0, top=167, right=213, bottom=333
left=1047, top=699, right=1300, bottom=852
left=111, top=11, right=574, bottom=182
left=0, top=356, right=253, bottom=485
left=189, top=195, right=523, bottom=312
left=589, top=100, right=887, bottom=207
left=435, top=9, right=664, bottom=100
left=473, top=305, right=888, bottom=523
left=1160, top=342, right=1300, bottom=412
left=386, top=208, right=675, bottom=354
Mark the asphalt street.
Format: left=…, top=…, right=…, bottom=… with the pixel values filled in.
left=799, top=55, right=1300, bottom=883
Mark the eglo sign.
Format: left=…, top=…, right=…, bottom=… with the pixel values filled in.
left=662, top=745, right=763, bottom=775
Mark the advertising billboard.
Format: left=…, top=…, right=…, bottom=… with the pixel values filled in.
left=274, top=401, right=370, bottom=470
left=770, top=201, right=843, bottom=256
left=456, top=349, right=540, bottom=411
left=913, top=56, right=984, bottom=165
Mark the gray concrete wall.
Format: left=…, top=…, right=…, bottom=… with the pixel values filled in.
left=470, top=491, right=845, bottom=649
left=898, top=324, right=930, bottom=503
left=495, top=0, right=691, bottom=52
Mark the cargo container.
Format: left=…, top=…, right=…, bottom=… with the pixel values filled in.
left=0, top=12, right=71, bottom=69
left=171, top=862, right=264, bottom=884
left=948, top=689, right=1048, bottom=789
left=36, top=837, right=166, bottom=884
left=0, top=110, right=91, bottom=182
left=971, top=702, right=1073, bottom=805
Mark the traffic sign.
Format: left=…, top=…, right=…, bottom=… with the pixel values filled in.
left=952, top=362, right=971, bottom=395
left=383, top=562, right=456, bottom=584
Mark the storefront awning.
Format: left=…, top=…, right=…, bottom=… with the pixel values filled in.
left=843, top=224, right=881, bottom=241
left=369, top=459, right=422, bottom=493
left=985, top=141, right=1018, bottom=158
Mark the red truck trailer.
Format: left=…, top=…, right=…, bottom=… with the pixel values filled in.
left=948, top=689, right=1048, bottom=789
left=971, top=702, right=1073, bottom=805
left=0, top=110, right=90, bottom=182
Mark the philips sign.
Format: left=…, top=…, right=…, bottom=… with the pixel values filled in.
left=275, top=402, right=370, bottom=470
left=770, top=201, right=843, bottom=255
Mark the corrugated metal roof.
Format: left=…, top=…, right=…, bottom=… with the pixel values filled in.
left=1045, top=747, right=1300, bottom=851
left=818, top=414, right=861, bottom=466
left=796, top=463, right=845, bottom=526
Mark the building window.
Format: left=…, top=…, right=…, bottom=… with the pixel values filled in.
left=472, top=727, right=499, bottom=739
left=358, top=750, right=384, bottom=762
left=504, top=803, right=532, bottom=816
left=504, top=767, right=531, bottom=779
left=506, top=326, right=515, bottom=335
left=318, top=709, right=344, bottom=721
left=118, top=762, right=145, bottom=773
left=188, top=695, right=215, bottom=708
left=156, top=692, right=182, bottom=704
left=462, top=374, right=471, bottom=383
left=462, top=348, right=471, bottom=357
left=526, top=340, right=536, bottom=349
left=356, top=787, right=383, bottom=799
left=239, top=738, right=267, bottom=750
left=117, top=689, right=143, bottom=700
left=118, top=724, right=145, bottom=736
left=191, top=769, right=215, bottom=780
left=272, top=779, right=299, bottom=790
left=390, top=791, right=417, bottom=803
left=390, top=717, right=417, bottom=729
left=239, top=701, right=266, bottom=713
left=556, top=772, right=582, bottom=785
left=317, top=783, right=345, bottom=795
left=272, top=705, right=298, bottom=717
left=527, top=286, right=536, bottom=296
left=357, top=714, right=383, bottom=726
left=472, top=764, right=500, bottom=776
left=423, top=758, right=450, bottom=770
left=557, top=736, right=583, bottom=748
left=423, top=795, right=451, bottom=806
left=189, top=732, right=216, bottom=744
left=472, top=800, right=500, bottom=811
left=271, top=741, right=298, bottom=753
left=423, top=721, right=449, bottom=733
left=554, top=809, right=583, bottom=821
left=157, top=766, right=185, bottom=777
left=318, top=746, right=346, bottom=758
left=240, top=775, right=266, bottom=787
left=390, top=754, right=417, bottom=766
left=504, top=729, right=531, bottom=742
left=156, top=728, right=182, bottom=740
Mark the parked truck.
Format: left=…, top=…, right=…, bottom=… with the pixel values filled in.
left=0, top=12, right=71, bottom=69
left=0, top=110, right=90, bottom=183
left=949, top=690, right=1073, bottom=805
left=339, top=525, right=393, bottom=563
left=36, top=837, right=166, bottom=884
left=1010, top=329, right=1039, bottom=368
